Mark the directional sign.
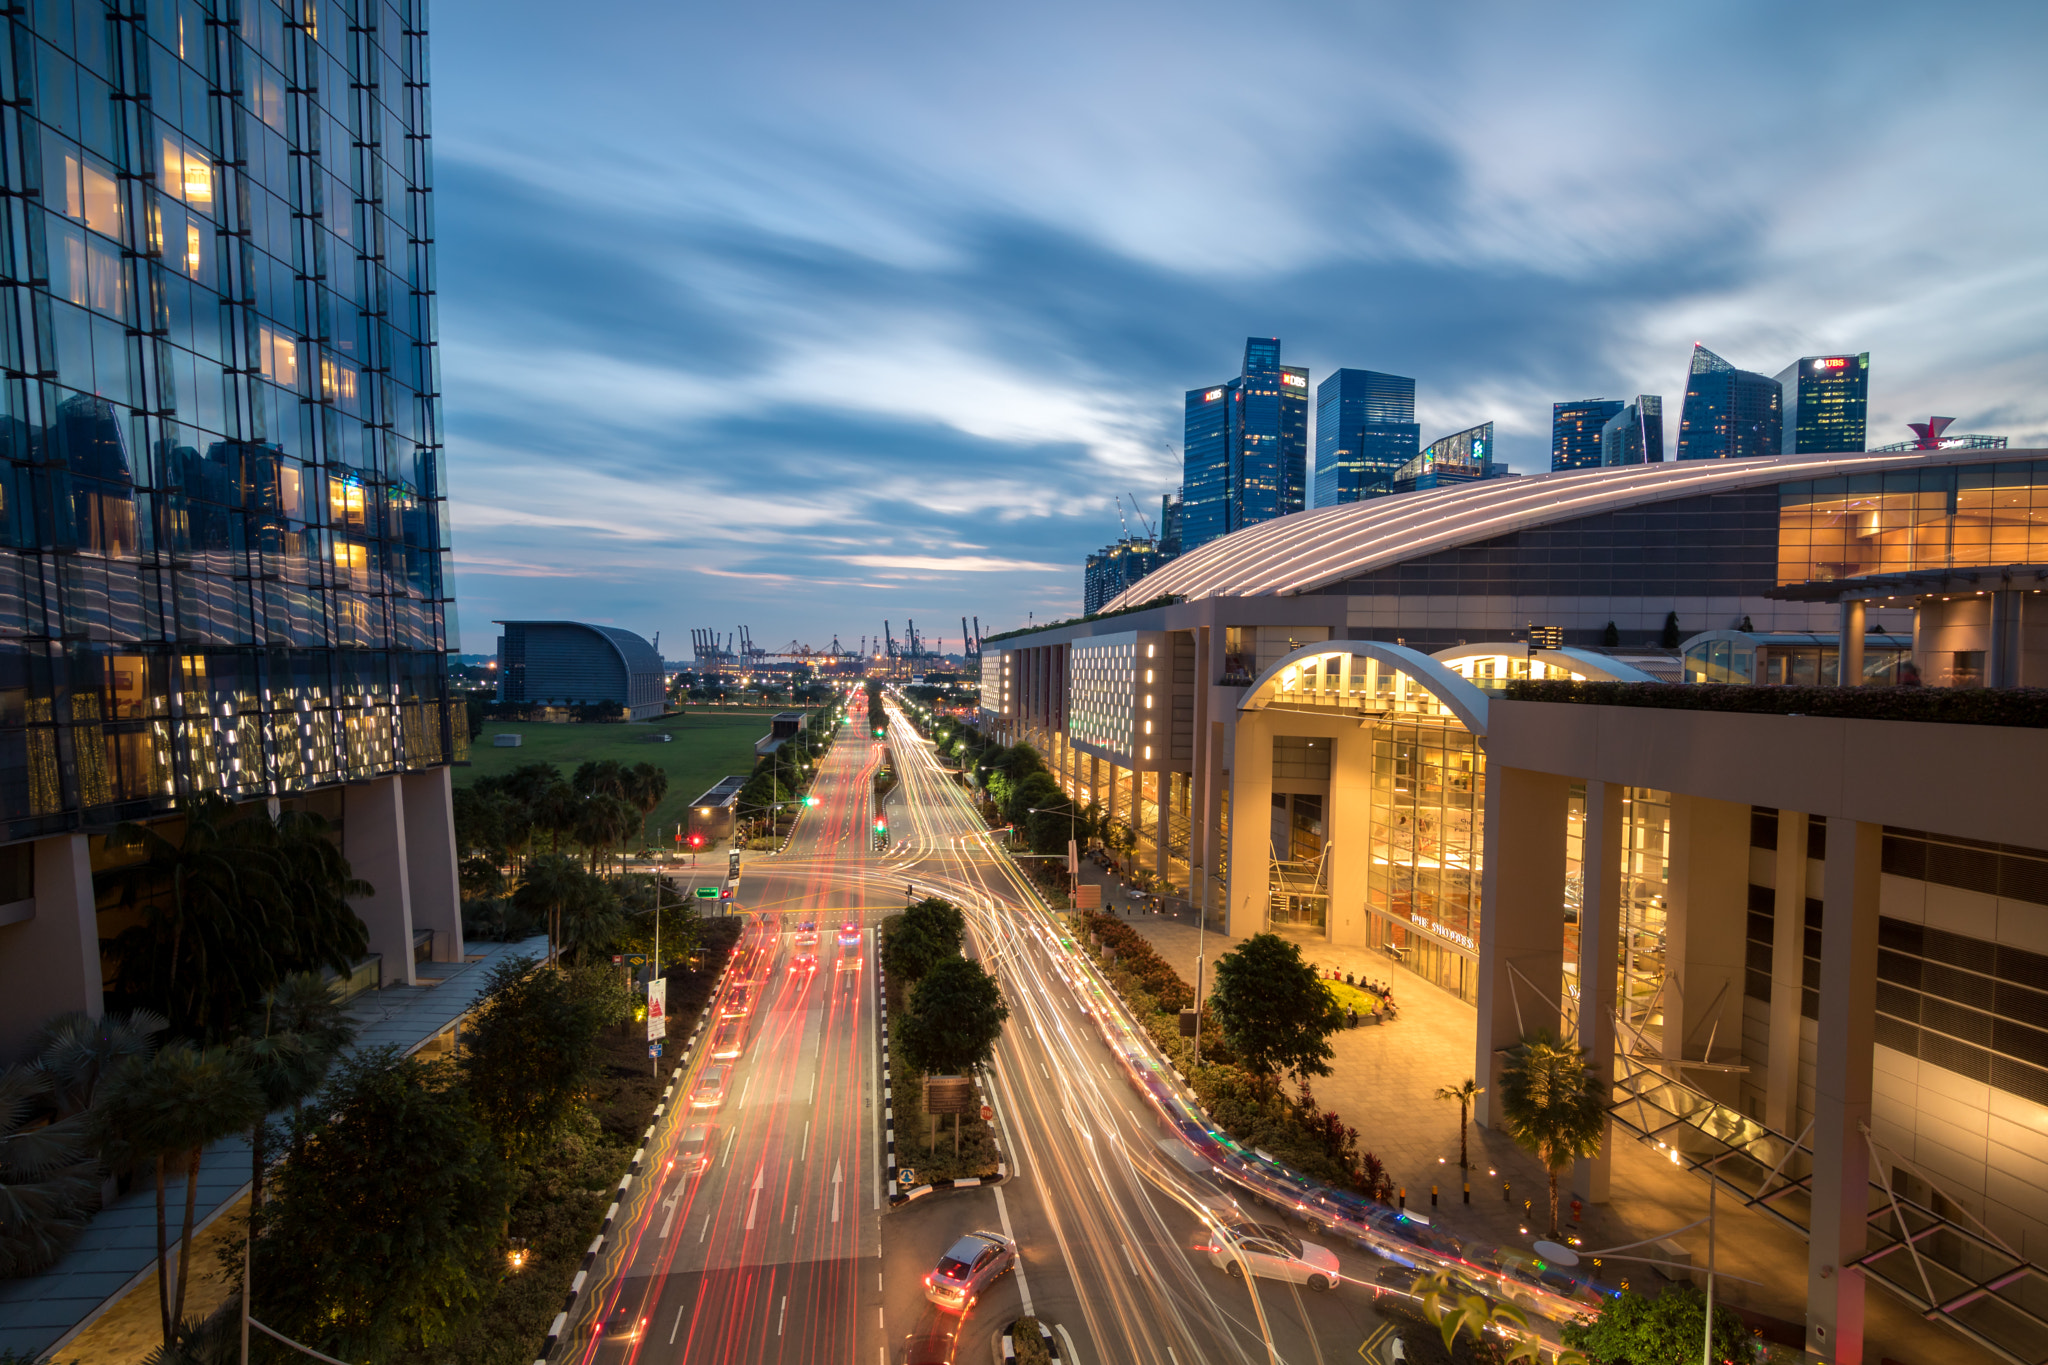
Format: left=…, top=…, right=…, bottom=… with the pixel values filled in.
left=647, top=977, right=667, bottom=1041
left=695, top=886, right=720, bottom=899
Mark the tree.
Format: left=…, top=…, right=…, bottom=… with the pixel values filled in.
left=0, top=1065, right=100, bottom=1276
left=884, top=898, right=966, bottom=986
left=1435, top=1077, right=1483, bottom=1173
left=1496, top=1031, right=1606, bottom=1237
left=899, top=958, right=1008, bottom=1076
left=557, top=872, right=626, bottom=964
left=238, top=972, right=358, bottom=1217
left=1560, top=1285, right=1759, bottom=1365
left=1601, top=620, right=1620, bottom=647
left=460, top=956, right=610, bottom=1161
left=574, top=792, right=641, bottom=874
left=96, top=1043, right=263, bottom=1349
left=1412, top=1268, right=1569, bottom=1365
left=1660, top=611, right=1681, bottom=648
left=511, top=853, right=586, bottom=966
left=624, top=762, right=669, bottom=846
left=31, top=1007, right=168, bottom=1119
left=1208, top=933, right=1344, bottom=1090
left=571, top=759, right=626, bottom=800
left=251, top=1049, right=510, bottom=1359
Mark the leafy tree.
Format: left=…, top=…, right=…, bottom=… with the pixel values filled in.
left=613, top=878, right=701, bottom=973
left=1496, top=1031, right=1606, bottom=1237
left=557, top=872, right=626, bottom=964
left=571, top=759, right=626, bottom=800
left=238, top=972, right=358, bottom=1219
left=1560, top=1285, right=1759, bottom=1365
left=884, top=898, right=965, bottom=986
left=900, top=958, right=1008, bottom=1076
left=96, top=1043, right=264, bottom=1348
left=624, top=762, right=669, bottom=845
left=0, top=1065, right=100, bottom=1276
left=1413, top=1268, right=1565, bottom=1364
left=460, top=957, right=610, bottom=1161
left=1435, top=1077, right=1483, bottom=1173
left=1660, top=611, right=1681, bottom=648
left=511, top=853, right=585, bottom=966
left=252, top=1049, right=510, bottom=1359
left=526, top=778, right=579, bottom=856
left=573, top=792, right=641, bottom=874
left=1208, top=933, right=1344, bottom=1090
left=1601, top=620, right=1621, bottom=647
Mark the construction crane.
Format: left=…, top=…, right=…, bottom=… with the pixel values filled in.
left=1127, top=492, right=1156, bottom=540
left=883, top=621, right=897, bottom=662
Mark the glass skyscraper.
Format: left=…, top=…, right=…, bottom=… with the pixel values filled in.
left=1598, top=395, right=1663, bottom=466
left=1181, top=338, right=1308, bottom=551
left=1676, top=344, right=1782, bottom=461
left=1774, top=353, right=1869, bottom=454
left=0, top=0, right=463, bottom=1037
left=1551, top=399, right=1623, bottom=472
left=1314, top=369, right=1419, bottom=506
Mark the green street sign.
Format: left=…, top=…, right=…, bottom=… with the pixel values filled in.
left=694, top=887, right=720, bottom=899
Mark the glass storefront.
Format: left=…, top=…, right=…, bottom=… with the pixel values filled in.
left=1363, top=717, right=1484, bottom=1000
left=1619, top=787, right=1672, bottom=1049
left=1778, top=459, right=2048, bottom=584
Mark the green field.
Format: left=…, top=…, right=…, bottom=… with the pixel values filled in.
left=458, top=708, right=814, bottom=849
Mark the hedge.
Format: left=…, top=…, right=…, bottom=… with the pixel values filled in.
left=1502, top=679, right=2048, bottom=728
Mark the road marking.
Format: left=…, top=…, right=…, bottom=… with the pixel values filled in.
left=801, top=1120, right=810, bottom=1161
left=992, top=1184, right=1033, bottom=1317
left=809, top=1070, right=817, bottom=1104
left=670, top=1304, right=686, bottom=1344
left=833, top=1160, right=843, bottom=1223
left=1122, top=1244, right=1138, bottom=1276
left=778, top=1295, right=786, bottom=1336
left=1056, top=1323, right=1081, bottom=1365
left=745, top=1164, right=764, bottom=1230
left=739, top=1073, right=753, bottom=1106
left=699, top=1213, right=710, bottom=1243
left=722, top=1129, right=736, bottom=1166
left=1040, top=1062, right=1049, bottom=1081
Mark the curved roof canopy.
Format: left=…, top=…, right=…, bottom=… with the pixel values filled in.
left=1105, top=446, right=2022, bottom=610
left=1239, top=642, right=1491, bottom=736
left=1429, top=644, right=1669, bottom=685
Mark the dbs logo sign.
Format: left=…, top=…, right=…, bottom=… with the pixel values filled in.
left=1203, top=388, right=1224, bottom=402
left=1281, top=373, right=1307, bottom=388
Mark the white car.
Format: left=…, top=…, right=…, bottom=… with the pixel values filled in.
left=1207, top=1220, right=1341, bottom=1291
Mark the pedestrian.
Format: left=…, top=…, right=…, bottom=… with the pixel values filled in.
left=1347, top=1006, right=1357, bottom=1029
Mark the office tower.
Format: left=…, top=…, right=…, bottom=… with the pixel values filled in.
left=1676, top=344, right=1782, bottom=460
left=1774, top=353, right=1870, bottom=454
left=1159, top=492, right=1184, bottom=559
left=1315, top=369, right=1420, bottom=505
left=1551, top=399, right=1624, bottom=472
left=1598, top=396, right=1664, bottom=466
left=1084, top=539, right=1165, bottom=614
left=1391, top=422, right=1511, bottom=492
left=1180, top=338, right=1309, bottom=551
left=0, top=0, right=461, bottom=1039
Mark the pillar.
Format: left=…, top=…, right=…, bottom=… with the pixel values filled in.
left=1766, top=811, right=1811, bottom=1133
left=344, top=774, right=417, bottom=987
left=1198, top=719, right=1225, bottom=922
left=402, top=767, right=464, bottom=963
left=1662, top=795, right=1751, bottom=1105
left=1327, top=726, right=1372, bottom=948
left=1839, top=598, right=1866, bottom=686
left=1474, top=766, right=1570, bottom=1128
left=1152, top=772, right=1169, bottom=882
left=1573, top=781, right=1624, bottom=1202
left=1806, top=818, right=1880, bottom=1364
left=1224, top=711, right=1273, bottom=939
left=1190, top=627, right=1211, bottom=871
left=0, top=834, right=102, bottom=1061
left=1988, top=590, right=2020, bottom=689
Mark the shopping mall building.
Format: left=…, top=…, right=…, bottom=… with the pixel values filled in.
left=980, top=445, right=2048, bottom=1364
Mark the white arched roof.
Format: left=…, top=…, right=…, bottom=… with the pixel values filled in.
left=1239, top=642, right=1491, bottom=735
left=1106, top=446, right=2034, bottom=609
left=1429, top=643, right=1669, bottom=684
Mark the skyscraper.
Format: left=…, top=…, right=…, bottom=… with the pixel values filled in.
left=1391, top=422, right=1511, bottom=492
left=1083, top=538, right=1166, bottom=614
left=1551, top=399, right=1624, bottom=472
left=1774, top=353, right=1870, bottom=454
left=1676, top=345, right=1782, bottom=461
left=1159, top=492, right=1184, bottom=559
left=1315, top=369, right=1420, bottom=505
left=1598, top=395, right=1664, bottom=466
left=1180, top=338, right=1309, bottom=551
left=0, top=0, right=462, bottom=1042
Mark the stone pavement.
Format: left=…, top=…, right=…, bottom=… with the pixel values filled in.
left=1115, top=915, right=1990, bottom=1365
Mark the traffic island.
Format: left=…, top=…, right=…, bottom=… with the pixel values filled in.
left=879, top=915, right=1006, bottom=1205
left=1002, top=1316, right=1060, bottom=1364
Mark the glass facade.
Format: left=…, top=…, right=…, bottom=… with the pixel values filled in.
left=1314, top=368, right=1418, bottom=505
left=0, top=0, right=457, bottom=841
left=1676, top=344, right=1781, bottom=461
left=1551, top=398, right=1623, bottom=472
left=1392, top=421, right=1502, bottom=492
left=1776, top=459, right=2048, bottom=583
left=1618, top=787, right=1671, bottom=1048
left=1179, top=338, right=1307, bottom=552
left=1363, top=718, right=1482, bottom=1002
left=1775, top=353, right=1868, bottom=455
left=1599, top=395, right=1663, bottom=466
left=1083, top=537, right=1164, bottom=614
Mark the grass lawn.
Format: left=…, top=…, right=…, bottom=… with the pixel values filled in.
left=459, top=708, right=816, bottom=847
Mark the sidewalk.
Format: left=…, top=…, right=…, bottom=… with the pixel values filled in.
left=1119, top=918, right=1990, bottom=1365
left=0, top=935, right=550, bottom=1362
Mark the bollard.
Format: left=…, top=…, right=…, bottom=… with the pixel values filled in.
left=1464, top=1182, right=1471, bottom=1205
left=1503, top=1180, right=1511, bottom=1203
left=1431, top=1184, right=1438, bottom=1208
left=1398, top=1187, right=1406, bottom=1211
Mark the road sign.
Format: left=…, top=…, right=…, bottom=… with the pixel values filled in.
left=647, top=977, right=667, bottom=1041
left=648, top=1040, right=662, bottom=1058
left=1528, top=624, right=1565, bottom=650
left=695, top=886, right=719, bottom=899
left=897, top=1168, right=915, bottom=1187
left=1074, top=885, right=1102, bottom=910
left=924, top=1076, right=977, bottom=1116
left=979, top=1104, right=993, bottom=1123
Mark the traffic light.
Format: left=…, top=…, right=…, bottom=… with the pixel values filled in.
left=687, top=832, right=704, bottom=849
left=804, top=796, right=818, bottom=807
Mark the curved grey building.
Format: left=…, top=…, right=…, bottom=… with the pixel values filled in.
left=495, top=621, right=666, bottom=719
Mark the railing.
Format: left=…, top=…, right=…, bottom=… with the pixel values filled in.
left=1605, top=1053, right=2048, bottom=1365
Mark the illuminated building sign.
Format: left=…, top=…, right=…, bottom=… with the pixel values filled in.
left=1281, top=373, right=1307, bottom=388
left=1203, top=388, right=1224, bottom=402
left=1813, top=357, right=1849, bottom=370
left=1409, top=912, right=1475, bottom=951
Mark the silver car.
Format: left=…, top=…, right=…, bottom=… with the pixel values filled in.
left=922, top=1230, right=1016, bottom=1312
left=1207, top=1220, right=1341, bottom=1291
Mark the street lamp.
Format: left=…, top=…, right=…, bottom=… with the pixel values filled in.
left=1027, top=800, right=1083, bottom=902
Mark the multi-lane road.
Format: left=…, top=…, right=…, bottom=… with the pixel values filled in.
left=567, top=693, right=1409, bottom=1365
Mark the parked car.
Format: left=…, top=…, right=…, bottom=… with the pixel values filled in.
left=1207, top=1220, right=1341, bottom=1291
left=923, top=1230, right=1017, bottom=1312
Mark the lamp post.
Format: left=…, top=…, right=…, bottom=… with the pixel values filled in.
left=1027, top=800, right=1083, bottom=902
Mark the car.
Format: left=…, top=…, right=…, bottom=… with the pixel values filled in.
left=900, top=1307, right=961, bottom=1364
left=922, top=1230, right=1016, bottom=1311
left=690, top=1065, right=730, bottom=1109
left=1207, top=1220, right=1341, bottom=1291
left=838, top=922, right=862, bottom=947
left=721, top=985, right=752, bottom=1018
left=1370, top=1261, right=1423, bottom=1303
left=597, top=1303, right=648, bottom=1341
left=710, top=1021, right=744, bottom=1060
left=795, top=921, right=819, bottom=949
left=676, top=1122, right=716, bottom=1177
left=791, top=952, right=818, bottom=973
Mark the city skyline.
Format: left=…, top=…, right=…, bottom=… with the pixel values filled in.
left=429, top=0, right=2048, bottom=646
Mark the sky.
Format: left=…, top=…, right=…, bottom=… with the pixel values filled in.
left=428, top=0, right=2048, bottom=660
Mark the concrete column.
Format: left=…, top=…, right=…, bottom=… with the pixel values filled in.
left=1766, top=811, right=1811, bottom=1133
left=1989, top=590, right=2020, bottom=689
left=1224, top=710, right=1273, bottom=939
left=1806, top=818, right=1881, bottom=1365
left=344, top=774, right=416, bottom=987
left=1662, top=795, right=1751, bottom=1105
left=1327, top=727, right=1372, bottom=948
left=1839, top=599, right=1866, bottom=686
left=1153, top=772, right=1169, bottom=882
left=1190, top=628, right=1211, bottom=871
left=1474, top=765, right=1570, bottom=1128
left=1573, top=781, right=1624, bottom=1202
left=1198, top=719, right=1225, bottom=921
left=401, top=767, right=464, bottom=963
left=0, top=834, right=102, bottom=1062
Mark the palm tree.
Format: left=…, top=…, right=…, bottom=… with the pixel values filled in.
left=557, top=875, right=625, bottom=966
left=1411, top=1269, right=1583, bottom=1365
left=528, top=779, right=578, bottom=856
left=32, top=1008, right=169, bottom=1119
left=1496, top=1031, right=1607, bottom=1238
left=97, top=1044, right=264, bottom=1349
left=1434, top=1077, right=1483, bottom=1173
left=0, top=1065, right=100, bottom=1276
left=624, top=762, right=668, bottom=847
left=571, top=759, right=626, bottom=801
left=265, top=809, right=371, bottom=973
left=513, top=854, right=585, bottom=966
left=573, top=793, right=639, bottom=875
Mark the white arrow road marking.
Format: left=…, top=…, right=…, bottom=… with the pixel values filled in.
left=745, top=1163, right=764, bottom=1230
left=832, top=1160, right=843, bottom=1223
left=659, top=1183, right=684, bottom=1239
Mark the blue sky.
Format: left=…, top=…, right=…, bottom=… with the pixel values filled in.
left=429, top=0, right=2048, bottom=658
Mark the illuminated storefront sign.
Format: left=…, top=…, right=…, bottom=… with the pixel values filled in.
left=1409, top=913, right=1475, bottom=951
